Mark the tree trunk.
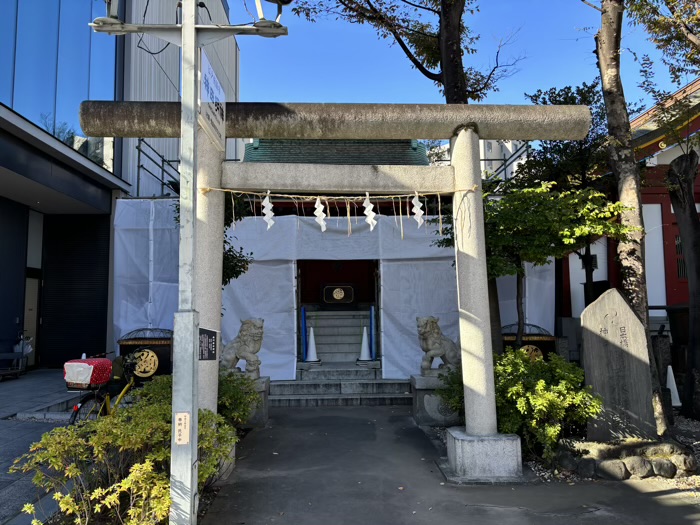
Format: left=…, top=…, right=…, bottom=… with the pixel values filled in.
left=668, top=151, right=700, bottom=418
left=515, top=268, right=525, bottom=348
left=439, top=0, right=469, bottom=104
left=489, top=278, right=504, bottom=354
left=596, top=2, right=649, bottom=326
left=596, top=0, right=667, bottom=436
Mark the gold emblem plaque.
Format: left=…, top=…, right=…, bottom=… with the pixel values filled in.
left=132, top=349, right=159, bottom=378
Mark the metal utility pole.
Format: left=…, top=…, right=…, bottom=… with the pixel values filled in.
left=169, top=2, right=199, bottom=522
left=89, top=2, right=288, bottom=523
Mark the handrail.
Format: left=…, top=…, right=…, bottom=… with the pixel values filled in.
left=135, top=138, right=181, bottom=196
left=300, top=306, right=307, bottom=362
left=490, top=141, right=530, bottom=180
left=369, top=305, right=375, bottom=360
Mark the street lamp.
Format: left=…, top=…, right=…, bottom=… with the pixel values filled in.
left=89, top=2, right=292, bottom=524
left=93, top=0, right=291, bottom=42
left=255, top=0, right=294, bottom=27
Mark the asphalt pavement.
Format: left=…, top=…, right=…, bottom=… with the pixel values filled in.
left=203, top=406, right=700, bottom=525
left=4, top=375, right=700, bottom=525
left=0, top=370, right=66, bottom=525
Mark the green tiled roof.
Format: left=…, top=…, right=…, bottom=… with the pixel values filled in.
left=243, top=139, right=429, bottom=166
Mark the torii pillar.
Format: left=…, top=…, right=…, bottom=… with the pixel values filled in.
left=81, top=101, right=590, bottom=483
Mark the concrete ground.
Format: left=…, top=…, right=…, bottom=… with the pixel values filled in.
left=0, top=370, right=66, bottom=525
left=0, top=369, right=69, bottom=419
left=204, top=406, right=700, bottom=525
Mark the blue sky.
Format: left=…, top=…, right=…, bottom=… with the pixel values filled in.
left=228, top=0, right=679, bottom=108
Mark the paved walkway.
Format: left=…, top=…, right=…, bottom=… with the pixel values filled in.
left=0, top=370, right=66, bottom=525
left=204, top=406, right=700, bottom=525
left=0, top=369, right=68, bottom=419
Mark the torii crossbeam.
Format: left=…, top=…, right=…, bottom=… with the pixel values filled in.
left=81, top=100, right=589, bottom=495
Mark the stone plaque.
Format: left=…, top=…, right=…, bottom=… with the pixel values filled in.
left=582, top=289, right=656, bottom=441
left=199, top=328, right=217, bottom=361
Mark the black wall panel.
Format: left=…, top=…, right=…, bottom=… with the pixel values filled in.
left=39, top=215, right=109, bottom=367
left=0, top=196, right=27, bottom=352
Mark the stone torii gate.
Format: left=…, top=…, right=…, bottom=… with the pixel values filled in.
left=82, top=100, right=589, bottom=492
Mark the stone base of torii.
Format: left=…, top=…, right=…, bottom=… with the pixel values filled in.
left=81, top=101, right=589, bottom=484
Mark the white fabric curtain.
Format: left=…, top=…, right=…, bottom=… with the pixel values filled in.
left=113, top=199, right=556, bottom=380
left=113, top=200, right=178, bottom=351
left=221, top=260, right=297, bottom=380
left=228, top=212, right=454, bottom=261
left=379, top=259, right=459, bottom=379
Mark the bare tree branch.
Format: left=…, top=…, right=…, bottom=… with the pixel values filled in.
left=336, top=0, right=438, bottom=39
left=364, top=0, right=443, bottom=81
left=397, top=0, right=439, bottom=15
left=580, top=0, right=603, bottom=12
left=469, top=36, right=522, bottom=97
left=388, top=25, right=443, bottom=80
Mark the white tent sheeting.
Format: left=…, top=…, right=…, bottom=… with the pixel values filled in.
left=113, top=199, right=555, bottom=380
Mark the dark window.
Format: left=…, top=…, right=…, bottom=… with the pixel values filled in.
left=0, top=0, right=18, bottom=105
left=55, top=0, right=92, bottom=145
left=13, top=0, right=60, bottom=129
left=580, top=254, right=598, bottom=271
left=676, top=235, right=687, bottom=280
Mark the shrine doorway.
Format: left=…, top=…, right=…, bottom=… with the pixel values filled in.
left=297, top=260, right=379, bottom=363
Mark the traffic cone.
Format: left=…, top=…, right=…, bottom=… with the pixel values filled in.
left=667, top=365, right=682, bottom=407
left=305, top=327, right=321, bottom=363
left=357, top=326, right=372, bottom=364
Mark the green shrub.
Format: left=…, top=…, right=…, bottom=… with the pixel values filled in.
left=132, top=372, right=261, bottom=429
left=436, top=348, right=602, bottom=463
left=435, top=367, right=466, bottom=420
left=12, top=377, right=237, bottom=525
left=217, top=371, right=261, bottom=427
left=494, top=348, right=602, bottom=463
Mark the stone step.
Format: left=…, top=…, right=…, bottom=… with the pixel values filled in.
left=316, top=341, right=362, bottom=352
left=270, top=380, right=410, bottom=396
left=308, top=326, right=369, bottom=336
left=312, top=341, right=362, bottom=351
left=298, top=366, right=380, bottom=381
left=307, top=318, right=370, bottom=328
left=15, top=391, right=82, bottom=421
left=314, top=333, right=363, bottom=345
left=317, top=352, right=365, bottom=363
left=306, top=311, right=371, bottom=318
left=269, top=393, right=412, bottom=408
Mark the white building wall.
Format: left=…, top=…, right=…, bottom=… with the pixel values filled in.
left=568, top=238, right=609, bottom=318
left=643, top=203, right=667, bottom=316
left=496, top=261, right=555, bottom=335
left=479, top=139, right=526, bottom=180
left=568, top=210, right=669, bottom=319
left=122, top=0, right=240, bottom=196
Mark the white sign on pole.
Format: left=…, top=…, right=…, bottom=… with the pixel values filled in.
left=175, top=412, right=191, bottom=445
left=199, top=50, right=226, bottom=151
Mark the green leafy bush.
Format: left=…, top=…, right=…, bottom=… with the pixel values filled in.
left=11, top=377, right=237, bottom=525
left=494, top=349, right=602, bottom=463
left=437, top=348, right=602, bottom=463
left=436, top=367, right=466, bottom=419
left=132, top=372, right=261, bottom=429
left=217, top=371, right=261, bottom=427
